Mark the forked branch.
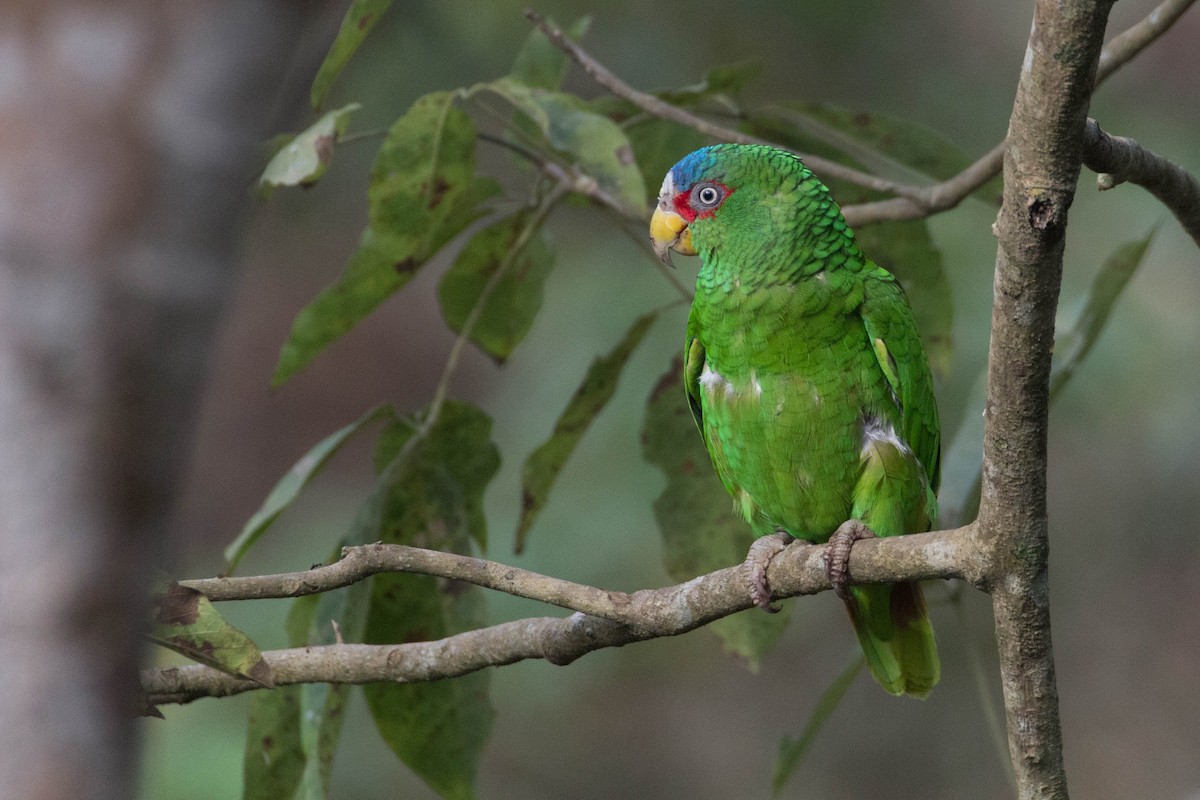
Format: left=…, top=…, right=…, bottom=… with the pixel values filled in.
left=147, top=526, right=977, bottom=705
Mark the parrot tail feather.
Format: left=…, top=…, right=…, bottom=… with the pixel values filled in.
left=845, top=581, right=939, bottom=699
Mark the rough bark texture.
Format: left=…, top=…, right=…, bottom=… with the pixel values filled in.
left=0, top=2, right=311, bottom=797
left=145, top=530, right=976, bottom=704
left=979, top=2, right=1115, bottom=798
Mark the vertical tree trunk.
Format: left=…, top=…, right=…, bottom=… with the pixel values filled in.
left=980, top=1, right=1115, bottom=798
left=0, top=2, right=312, bottom=796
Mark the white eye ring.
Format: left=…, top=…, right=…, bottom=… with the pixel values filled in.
left=694, top=184, right=722, bottom=207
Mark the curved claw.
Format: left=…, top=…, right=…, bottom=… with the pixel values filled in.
left=824, top=519, right=877, bottom=602
left=743, top=531, right=795, bottom=613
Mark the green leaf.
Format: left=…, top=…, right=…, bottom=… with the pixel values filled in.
left=362, top=401, right=500, bottom=799
left=243, top=684, right=304, bottom=800
left=624, top=118, right=708, bottom=204
left=437, top=211, right=555, bottom=363
left=1050, top=229, right=1155, bottom=399
left=374, top=401, right=500, bottom=550
left=941, top=229, right=1155, bottom=526
left=258, top=104, right=360, bottom=196
left=242, top=597, right=318, bottom=800
left=223, top=405, right=394, bottom=575
left=482, top=78, right=646, bottom=213
left=657, top=61, right=762, bottom=108
left=743, top=110, right=954, bottom=379
left=773, top=654, right=864, bottom=795
left=148, top=576, right=272, bottom=687
left=509, top=16, right=591, bottom=91
left=273, top=92, right=500, bottom=387
left=285, top=569, right=361, bottom=800
left=310, top=0, right=394, bottom=109
left=516, top=310, right=658, bottom=553
left=640, top=359, right=790, bottom=668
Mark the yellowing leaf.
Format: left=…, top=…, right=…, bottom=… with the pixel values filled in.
left=258, top=104, right=360, bottom=195
left=148, top=577, right=272, bottom=686
left=273, top=92, right=500, bottom=387
left=482, top=78, right=645, bottom=213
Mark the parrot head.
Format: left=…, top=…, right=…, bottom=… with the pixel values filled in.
left=650, top=143, right=813, bottom=266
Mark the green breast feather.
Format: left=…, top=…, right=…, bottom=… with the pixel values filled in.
left=664, top=143, right=941, bottom=697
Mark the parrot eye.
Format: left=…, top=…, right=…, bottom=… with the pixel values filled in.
left=691, top=183, right=725, bottom=210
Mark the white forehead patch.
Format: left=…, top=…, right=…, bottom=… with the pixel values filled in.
left=657, top=171, right=675, bottom=209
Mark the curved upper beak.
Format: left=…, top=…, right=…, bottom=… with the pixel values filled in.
left=649, top=206, right=695, bottom=267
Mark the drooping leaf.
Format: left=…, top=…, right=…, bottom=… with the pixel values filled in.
left=242, top=683, right=304, bottom=800
left=481, top=78, right=645, bottom=213
left=362, top=400, right=500, bottom=800
left=1050, top=229, right=1155, bottom=400
left=148, top=576, right=272, bottom=687
left=936, top=366, right=987, bottom=527
left=273, top=92, right=500, bottom=387
left=940, top=230, right=1155, bottom=526
left=743, top=111, right=954, bottom=379
left=244, top=440, right=426, bottom=800
left=509, top=16, right=591, bottom=91
left=258, top=104, right=361, bottom=196
left=780, top=102, right=1003, bottom=206
left=242, top=596, right=318, bottom=800
left=310, top=0, right=394, bottom=109
left=437, top=211, right=555, bottom=363
left=641, top=359, right=790, bottom=668
left=374, top=401, right=501, bottom=551
left=223, top=405, right=395, bottom=575
left=772, top=654, right=864, bottom=795
left=516, top=310, right=659, bottom=553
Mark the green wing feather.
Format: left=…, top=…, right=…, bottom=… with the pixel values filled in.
left=859, top=267, right=941, bottom=509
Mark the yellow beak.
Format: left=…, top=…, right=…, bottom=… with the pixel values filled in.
left=649, top=206, right=696, bottom=266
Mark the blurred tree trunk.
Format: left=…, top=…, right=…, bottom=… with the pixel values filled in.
left=0, top=2, right=319, bottom=796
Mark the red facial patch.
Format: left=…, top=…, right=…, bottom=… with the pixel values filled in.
left=672, top=182, right=734, bottom=223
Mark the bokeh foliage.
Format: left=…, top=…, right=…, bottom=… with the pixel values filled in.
left=146, top=3, right=1165, bottom=798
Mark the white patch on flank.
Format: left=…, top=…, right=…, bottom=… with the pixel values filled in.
left=860, top=416, right=909, bottom=459
left=750, top=370, right=763, bottom=397
left=811, top=388, right=823, bottom=407
left=699, top=362, right=727, bottom=393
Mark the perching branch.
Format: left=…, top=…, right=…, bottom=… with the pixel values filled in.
left=1082, top=118, right=1200, bottom=246
left=147, top=526, right=977, bottom=705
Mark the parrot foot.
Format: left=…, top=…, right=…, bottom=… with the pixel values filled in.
left=744, top=531, right=795, bottom=613
left=824, top=519, right=876, bottom=602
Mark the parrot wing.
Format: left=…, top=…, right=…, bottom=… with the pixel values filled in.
left=859, top=269, right=942, bottom=499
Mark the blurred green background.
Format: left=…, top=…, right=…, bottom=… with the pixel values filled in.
left=139, top=1, right=1200, bottom=797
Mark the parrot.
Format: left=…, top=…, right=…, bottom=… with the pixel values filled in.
left=649, top=143, right=940, bottom=698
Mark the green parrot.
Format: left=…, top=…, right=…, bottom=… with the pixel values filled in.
left=649, top=143, right=940, bottom=698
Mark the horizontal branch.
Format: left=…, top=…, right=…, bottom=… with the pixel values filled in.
left=1082, top=118, right=1200, bottom=247
left=150, top=525, right=978, bottom=704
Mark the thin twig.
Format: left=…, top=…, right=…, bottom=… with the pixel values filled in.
left=151, top=525, right=976, bottom=704
left=1082, top=118, right=1200, bottom=246
left=525, top=2, right=1195, bottom=229
left=1095, top=0, right=1198, bottom=84
left=522, top=9, right=928, bottom=202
